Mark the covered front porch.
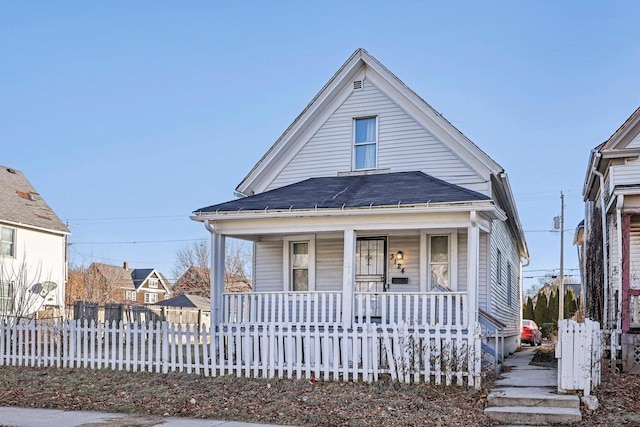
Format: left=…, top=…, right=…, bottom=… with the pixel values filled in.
left=197, top=207, right=499, bottom=331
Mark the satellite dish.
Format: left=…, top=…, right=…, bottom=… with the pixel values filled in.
left=31, top=281, right=57, bottom=297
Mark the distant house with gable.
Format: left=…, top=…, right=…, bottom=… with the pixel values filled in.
left=85, top=262, right=171, bottom=305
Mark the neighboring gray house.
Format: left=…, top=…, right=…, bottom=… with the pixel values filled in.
left=582, top=106, right=640, bottom=372
left=192, top=49, right=529, bottom=355
left=0, top=165, right=69, bottom=318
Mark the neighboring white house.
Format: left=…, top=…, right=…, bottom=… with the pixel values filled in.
left=0, top=165, right=69, bottom=319
left=582, top=106, right=640, bottom=373
left=191, top=49, right=529, bottom=358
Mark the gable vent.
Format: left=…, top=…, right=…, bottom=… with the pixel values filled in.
left=353, top=80, right=363, bottom=91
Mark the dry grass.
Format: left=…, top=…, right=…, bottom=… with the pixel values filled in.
left=0, top=366, right=498, bottom=426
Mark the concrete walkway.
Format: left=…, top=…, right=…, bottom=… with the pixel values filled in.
left=484, top=344, right=582, bottom=425
left=0, top=407, right=293, bottom=427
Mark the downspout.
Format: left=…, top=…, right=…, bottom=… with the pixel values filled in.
left=616, top=195, right=624, bottom=331
left=592, top=153, right=609, bottom=329
left=203, top=220, right=218, bottom=328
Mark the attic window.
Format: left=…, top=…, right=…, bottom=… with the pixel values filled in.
left=353, top=80, right=363, bottom=91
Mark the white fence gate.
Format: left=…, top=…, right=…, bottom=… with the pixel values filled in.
left=0, top=319, right=482, bottom=387
left=556, top=319, right=602, bottom=396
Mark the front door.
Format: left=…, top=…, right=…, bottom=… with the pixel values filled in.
left=355, top=237, right=387, bottom=318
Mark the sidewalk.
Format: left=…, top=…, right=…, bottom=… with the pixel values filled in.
left=0, top=407, right=293, bottom=427
left=484, top=344, right=582, bottom=425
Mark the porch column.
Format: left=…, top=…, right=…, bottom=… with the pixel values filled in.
left=622, top=213, right=631, bottom=332
left=205, top=221, right=226, bottom=329
left=467, top=211, right=479, bottom=326
left=342, top=228, right=356, bottom=328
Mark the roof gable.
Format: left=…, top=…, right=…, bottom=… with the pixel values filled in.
left=0, top=165, right=69, bottom=234
left=236, top=48, right=502, bottom=197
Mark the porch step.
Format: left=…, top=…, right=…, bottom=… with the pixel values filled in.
left=484, top=406, right=582, bottom=425
left=487, top=387, right=580, bottom=409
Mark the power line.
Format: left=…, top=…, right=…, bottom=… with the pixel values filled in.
left=69, top=238, right=207, bottom=245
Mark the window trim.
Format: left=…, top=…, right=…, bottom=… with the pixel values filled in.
left=352, top=116, right=379, bottom=171
left=420, top=231, right=458, bottom=291
left=507, top=263, right=513, bottom=307
left=0, top=281, right=14, bottom=313
left=125, top=290, right=137, bottom=301
left=148, top=278, right=159, bottom=289
left=0, top=226, right=16, bottom=258
left=283, top=235, right=316, bottom=291
left=497, top=250, right=503, bottom=285
left=144, top=292, right=158, bottom=304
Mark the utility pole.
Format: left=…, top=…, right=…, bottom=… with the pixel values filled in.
left=559, top=192, right=565, bottom=321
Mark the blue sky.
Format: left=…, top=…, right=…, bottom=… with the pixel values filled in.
left=3, top=1, right=640, bottom=293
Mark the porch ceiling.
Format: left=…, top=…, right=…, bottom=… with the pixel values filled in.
left=194, top=171, right=490, bottom=214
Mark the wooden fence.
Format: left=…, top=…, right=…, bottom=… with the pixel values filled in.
left=0, top=319, right=482, bottom=387
left=556, top=319, right=602, bottom=396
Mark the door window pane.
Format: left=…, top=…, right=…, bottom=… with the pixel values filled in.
left=430, top=236, right=450, bottom=290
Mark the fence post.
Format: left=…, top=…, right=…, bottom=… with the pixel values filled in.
left=162, top=321, right=169, bottom=374
left=473, top=322, right=482, bottom=389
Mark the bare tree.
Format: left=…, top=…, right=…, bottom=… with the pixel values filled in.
left=0, top=258, right=54, bottom=322
left=172, top=239, right=252, bottom=297
left=66, top=262, right=132, bottom=305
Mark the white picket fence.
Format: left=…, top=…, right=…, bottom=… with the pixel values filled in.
left=556, top=319, right=602, bottom=396
left=0, top=319, right=482, bottom=387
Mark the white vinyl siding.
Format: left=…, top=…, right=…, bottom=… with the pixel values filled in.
left=489, top=219, right=521, bottom=335
left=254, top=241, right=284, bottom=292
left=457, top=231, right=468, bottom=294
left=316, top=238, right=343, bottom=291
left=388, top=235, right=420, bottom=292
left=266, top=79, right=485, bottom=194
left=478, top=232, right=489, bottom=311
left=610, top=159, right=640, bottom=191
left=629, top=133, right=640, bottom=148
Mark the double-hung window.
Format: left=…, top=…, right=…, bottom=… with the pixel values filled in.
left=1, top=227, right=15, bottom=257
left=284, top=235, right=315, bottom=291
left=125, top=291, right=137, bottom=301
left=0, top=282, right=13, bottom=313
left=148, top=278, right=159, bottom=289
left=291, top=242, right=309, bottom=291
left=354, top=117, right=377, bottom=170
left=144, top=293, right=157, bottom=304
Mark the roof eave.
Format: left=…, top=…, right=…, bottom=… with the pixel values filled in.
left=191, top=200, right=505, bottom=222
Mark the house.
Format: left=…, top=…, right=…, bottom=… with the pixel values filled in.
left=191, top=49, right=529, bottom=360
left=84, top=262, right=171, bottom=305
left=582, top=106, right=640, bottom=372
left=174, top=266, right=251, bottom=296
left=0, top=165, right=69, bottom=319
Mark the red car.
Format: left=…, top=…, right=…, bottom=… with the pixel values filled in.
left=521, top=319, right=542, bottom=346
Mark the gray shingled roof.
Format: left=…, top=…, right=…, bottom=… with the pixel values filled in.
left=0, top=165, right=69, bottom=233
left=195, top=171, right=491, bottom=214
left=153, top=294, right=210, bottom=310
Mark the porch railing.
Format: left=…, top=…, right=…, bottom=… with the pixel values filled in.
left=354, top=292, right=467, bottom=326
left=223, top=292, right=343, bottom=325
left=223, top=291, right=468, bottom=327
